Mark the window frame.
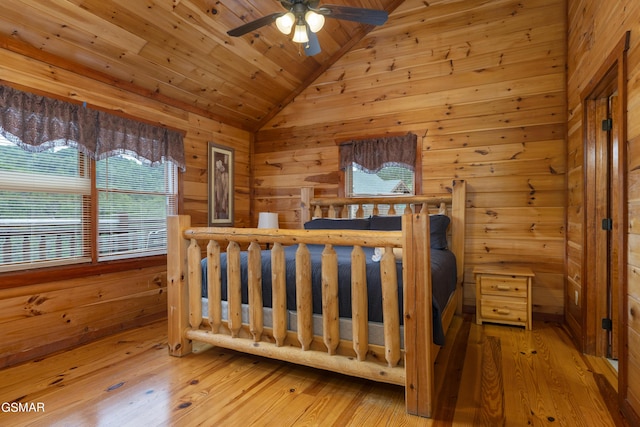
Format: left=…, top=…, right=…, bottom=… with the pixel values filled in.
left=0, top=148, right=180, bottom=289
left=345, top=164, right=416, bottom=198
left=338, top=137, right=422, bottom=197
left=95, top=154, right=178, bottom=262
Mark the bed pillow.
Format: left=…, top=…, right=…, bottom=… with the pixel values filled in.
left=370, top=214, right=450, bottom=249
left=429, top=214, right=450, bottom=250
left=303, top=217, right=371, bottom=230
left=369, top=215, right=402, bottom=231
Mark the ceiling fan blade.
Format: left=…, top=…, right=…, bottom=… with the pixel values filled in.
left=304, top=29, right=321, bottom=56
left=316, top=5, right=388, bottom=26
left=227, top=12, right=283, bottom=37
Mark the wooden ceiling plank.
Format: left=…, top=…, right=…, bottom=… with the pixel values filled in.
left=72, top=0, right=295, bottom=124
left=21, top=0, right=147, bottom=52
left=0, top=5, right=187, bottom=97
left=0, top=5, right=269, bottom=126
left=80, top=0, right=303, bottom=105
left=0, top=34, right=252, bottom=130
left=137, top=41, right=286, bottom=104
left=0, top=0, right=407, bottom=132
left=172, top=1, right=310, bottom=84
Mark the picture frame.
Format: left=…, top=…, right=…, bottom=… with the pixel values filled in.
left=208, top=142, right=234, bottom=226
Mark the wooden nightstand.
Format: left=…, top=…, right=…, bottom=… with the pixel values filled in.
left=474, top=265, right=534, bottom=330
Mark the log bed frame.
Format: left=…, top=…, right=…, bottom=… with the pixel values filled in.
left=167, top=179, right=466, bottom=418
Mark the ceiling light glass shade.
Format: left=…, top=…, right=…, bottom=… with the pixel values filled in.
left=292, top=24, right=309, bottom=43
left=305, top=11, right=325, bottom=33
left=275, top=12, right=295, bottom=35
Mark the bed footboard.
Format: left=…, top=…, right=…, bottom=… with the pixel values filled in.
left=167, top=214, right=434, bottom=414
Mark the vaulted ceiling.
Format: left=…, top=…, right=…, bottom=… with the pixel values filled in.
left=0, top=0, right=404, bottom=132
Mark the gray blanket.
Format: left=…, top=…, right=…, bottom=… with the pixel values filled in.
left=201, top=244, right=456, bottom=345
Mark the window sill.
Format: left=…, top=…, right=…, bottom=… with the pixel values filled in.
left=0, top=255, right=167, bottom=290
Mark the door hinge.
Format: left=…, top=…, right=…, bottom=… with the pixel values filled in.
left=602, top=218, right=613, bottom=231
left=602, top=118, right=613, bottom=131
left=602, top=318, right=613, bottom=331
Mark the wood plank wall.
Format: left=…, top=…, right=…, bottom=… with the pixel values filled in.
left=254, top=0, right=567, bottom=317
left=0, top=266, right=166, bottom=367
left=566, top=0, right=640, bottom=421
left=0, top=45, right=251, bottom=367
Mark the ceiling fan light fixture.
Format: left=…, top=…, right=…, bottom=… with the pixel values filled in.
left=227, top=2, right=389, bottom=57
left=292, top=23, right=309, bottom=43
left=275, top=12, right=295, bottom=35
left=305, top=10, right=325, bottom=33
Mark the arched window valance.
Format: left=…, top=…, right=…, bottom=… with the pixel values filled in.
left=339, top=133, right=417, bottom=173
left=0, top=84, right=185, bottom=171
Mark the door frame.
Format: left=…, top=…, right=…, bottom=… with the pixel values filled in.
left=580, top=30, right=629, bottom=412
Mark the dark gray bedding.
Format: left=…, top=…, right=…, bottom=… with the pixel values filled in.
left=200, top=244, right=456, bottom=345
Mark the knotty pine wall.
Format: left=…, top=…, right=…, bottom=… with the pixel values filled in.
left=567, top=0, right=640, bottom=421
left=0, top=45, right=251, bottom=368
left=255, top=0, right=567, bottom=317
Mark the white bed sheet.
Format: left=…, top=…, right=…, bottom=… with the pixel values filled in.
left=202, top=297, right=405, bottom=348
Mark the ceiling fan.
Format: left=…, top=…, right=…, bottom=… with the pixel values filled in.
left=227, top=0, right=388, bottom=56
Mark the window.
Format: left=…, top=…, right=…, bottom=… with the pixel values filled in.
left=97, top=154, right=177, bottom=261
left=340, top=133, right=418, bottom=216
left=346, top=165, right=414, bottom=197
left=0, top=135, right=178, bottom=272
left=345, top=165, right=415, bottom=216
left=0, top=84, right=184, bottom=274
left=0, top=139, right=91, bottom=271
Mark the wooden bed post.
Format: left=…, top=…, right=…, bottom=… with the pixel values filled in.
left=450, top=179, right=466, bottom=314
left=167, top=215, right=192, bottom=356
left=403, top=213, right=433, bottom=417
left=300, top=186, right=313, bottom=225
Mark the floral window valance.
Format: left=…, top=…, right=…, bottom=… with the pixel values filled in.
left=339, top=133, right=417, bottom=173
left=0, top=84, right=185, bottom=171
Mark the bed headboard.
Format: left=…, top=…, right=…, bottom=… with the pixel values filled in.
left=300, top=180, right=467, bottom=302
left=300, top=183, right=462, bottom=224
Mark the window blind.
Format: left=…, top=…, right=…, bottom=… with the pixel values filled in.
left=96, top=154, right=177, bottom=261
left=0, top=137, right=91, bottom=272
left=345, top=164, right=415, bottom=217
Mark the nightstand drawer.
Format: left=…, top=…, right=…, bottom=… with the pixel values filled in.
left=479, top=275, right=528, bottom=298
left=474, top=265, right=534, bottom=329
left=480, top=296, right=528, bottom=323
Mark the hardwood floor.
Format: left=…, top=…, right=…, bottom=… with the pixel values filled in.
left=0, top=315, right=627, bottom=426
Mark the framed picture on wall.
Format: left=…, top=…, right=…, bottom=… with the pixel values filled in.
left=208, top=142, right=234, bottom=226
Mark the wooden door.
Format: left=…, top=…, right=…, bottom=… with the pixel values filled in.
left=588, top=94, right=619, bottom=360
left=581, top=31, right=632, bottom=422
left=608, top=94, right=622, bottom=360
left=598, top=93, right=621, bottom=360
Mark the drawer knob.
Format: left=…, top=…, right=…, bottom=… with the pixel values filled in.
left=494, top=308, right=510, bottom=315
left=496, top=285, right=512, bottom=291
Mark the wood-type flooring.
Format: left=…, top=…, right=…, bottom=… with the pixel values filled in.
left=0, top=315, right=627, bottom=426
